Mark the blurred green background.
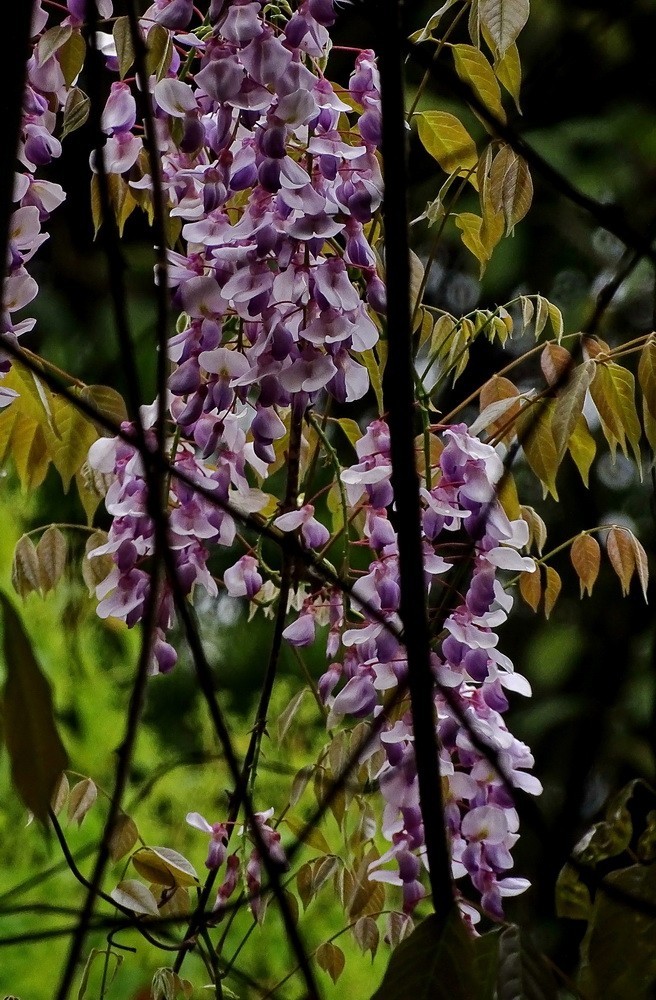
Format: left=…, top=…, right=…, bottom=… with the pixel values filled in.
left=2, top=0, right=656, bottom=995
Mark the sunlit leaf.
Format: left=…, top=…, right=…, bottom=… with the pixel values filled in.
left=568, top=414, right=596, bottom=487
left=416, top=111, right=479, bottom=177
left=496, top=42, right=522, bottom=111
left=452, top=44, right=507, bottom=125
left=517, top=400, right=559, bottom=499
left=0, top=593, right=68, bottom=822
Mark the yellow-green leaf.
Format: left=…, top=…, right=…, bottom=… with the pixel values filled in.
left=285, top=814, right=331, bottom=854
left=570, top=534, right=601, bottom=598
left=61, top=87, right=90, bottom=140
left=452, top=43, right=507, bottom=125
left=113, top=16, right=135, bottom=79
left=496, top=42, right=522, bottom=111
left=638, top=335, right=656, bottom=451
left=590, top=362, right=641, bottom=464
left=0, top=593, right=68, bottom=822
left=454, top=212, right=490, bottom=274
left=552, top=360, right=596, bottom=460
left=57, top=30, right=85, bottom=87
left=568, top=414, right=596, bottom=487
left=517, top=399, right=559, bottom=499
left=51, top=396, right=98, bottom=491
left=480, top=0, right=530, bottom=57
left=416, top=111, right=479, bottom=177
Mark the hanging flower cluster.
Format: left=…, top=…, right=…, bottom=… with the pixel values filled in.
left=1, top=1, right=95, bottom=406
left=283, top=422, right=542, bottom=919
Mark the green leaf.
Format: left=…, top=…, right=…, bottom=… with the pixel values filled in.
left=113, top=16, right=135, bottom=79
left=555, top=863, right=592, bottom=920
left=452, top=44, right=507, bottom=125
left=51, top=396, right=98, bottom=492
left=370, top=911, right=479, bottom=1000
left=38, top=25, right=72, bottom=64
left=361, top=348, right=384, bottom=416
left=334, top=417, right=361, bottom=449
left=79, top=384, right=128, bottom=432
left=517, top=399, right=559, bottom=499
left=480, top=0, right=530, bottom=57
left=551, top=359, right=596, bottom=460
left=496, top=924, right=558, bottom=999
left=579, top=864, right=656, bottom=999
left=0, top=593, right=68, bottom=822
left=58, top=31, right=86, bottom=87
left=416, top=111, right=479, bottom=177
left=473, top=929, right=501, bottom=999
left=61, top=87, right=90, bottom=140
left=285, top=814, right=331, bottom=854
left=146, top=24, right=173, bottom=81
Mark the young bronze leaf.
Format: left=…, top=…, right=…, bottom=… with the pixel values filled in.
left=296, top=862, right=313, bottom=909
left=67, top=777, right=97, bottom=826
left=606, top=527, right=636, bottom=597
left=109, top=814, right=140, bottom=862
left=543, top=566, right=561, bottom=619
left=489, top=145, right=533, bottom=234
left=285, top=814, right=331, bottom=854
left=0, top=593, right=68, bottom=822
left=519, top=568, right=542, bottom=612
left=354, top=915, right=380, bottom=958
left=416, top=111, right=479, bottom=176
left=452, top=44, right=507, bottom=125
left=316, top=941, right=345, bottom=984
left=11, top=535, right=41, bottom=598
left=638, top=335, right=656, bottom=451
left=480, top=0, right=530, bottom=57
left=478, top=375, right=520, bottom=441
left=51, top=772, right=69, bottom=816
left=568, top=414, right=596, bottom=487
left=570, top=534, right=601, bottom=597
left=520, top=505, right=547, bottom=554
left=540, top=343, right=571, bottom=387
left=36, top=525, right=67, bottom=594
left=371, top=911, right=478, bottom=1000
